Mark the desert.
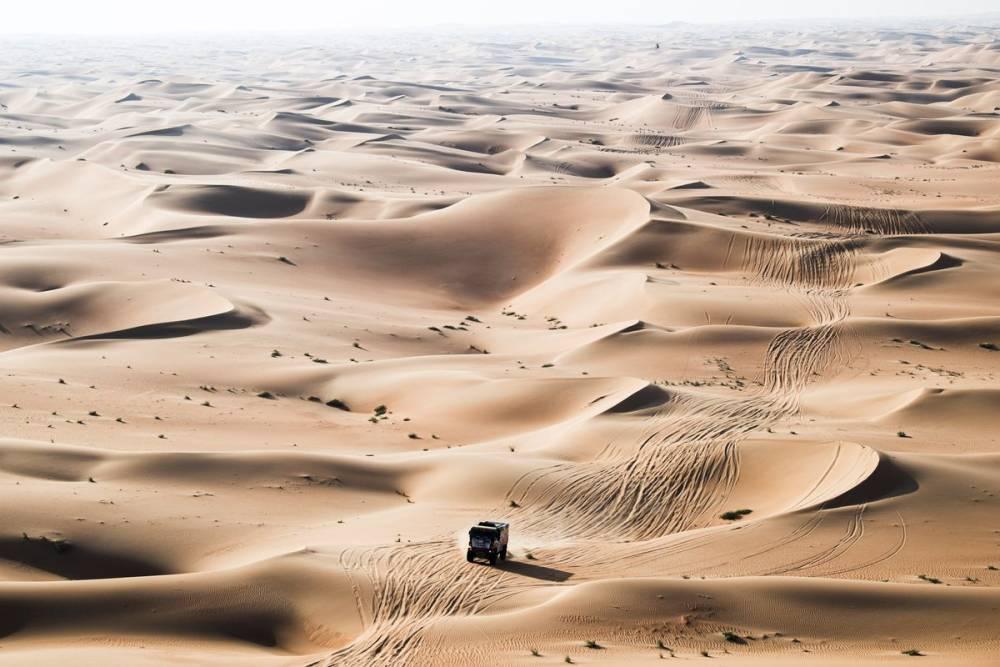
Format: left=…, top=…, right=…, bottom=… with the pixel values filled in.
left=1, top=12, right=1000, bottom=667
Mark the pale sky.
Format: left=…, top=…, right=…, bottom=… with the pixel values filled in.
left=1, top=0, right=996, bottom=34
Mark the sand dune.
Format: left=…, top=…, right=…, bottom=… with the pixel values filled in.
left=1, top=18, right=999, bottom=667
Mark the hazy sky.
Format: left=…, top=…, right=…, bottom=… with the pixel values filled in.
left=2, top=0, right=996, bottom=34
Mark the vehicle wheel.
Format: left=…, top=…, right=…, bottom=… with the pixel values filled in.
left=488, top=552, right=498, bottom=566
left=500, top=548, right=507, bottom=561
left=466, top=550, right=474, bottom=562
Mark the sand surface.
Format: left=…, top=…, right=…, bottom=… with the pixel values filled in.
left=1, top=18, right=1000, bottom=666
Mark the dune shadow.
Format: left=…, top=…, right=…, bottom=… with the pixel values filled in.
left=495, top=559, right=573, bottom=582
left=604, top=383, right=672, bottom=414
left=64, top=305, right=268, bottom=342
left=823, top=454, right=919, bottom=509
left=0, top=537, right=170, bottom=580
left=894, top=252, right=964, bottom=280
left=122, top=225, right=231, bottom=244
left=152, top=184, right=310, bottom=219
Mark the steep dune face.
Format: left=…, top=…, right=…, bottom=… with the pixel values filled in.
left=278, top=187, right=650, bottom=307
left=0, top=280, right=245, bottom=350
left=150, top=184, right=313, bottom=218
left=2, top=19, right=1000, bottom=667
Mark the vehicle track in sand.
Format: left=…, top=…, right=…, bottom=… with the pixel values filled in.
left=809, top=510, right=908, bottom=577
left=317, top=198, right=927, bottom=666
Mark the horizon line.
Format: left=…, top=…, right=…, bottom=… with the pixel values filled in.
left=1, top=11, right=998, bottom=39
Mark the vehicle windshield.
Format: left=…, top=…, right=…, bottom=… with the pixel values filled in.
left=469, top=527, right=497, bottom=539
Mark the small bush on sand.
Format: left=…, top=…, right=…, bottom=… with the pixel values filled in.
left=722, top=632, right=747, bottom=645
left=902, top=649, right=924, bottom=656
left=720, top=509, right=752, bottom=521
left=584, top=640, right=603, bottom=649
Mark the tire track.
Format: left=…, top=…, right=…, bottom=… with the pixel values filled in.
left=316, top=195, right=928, bottom=666
left=810, top=510, right=908, bottom=577
left=759, top=504, right=868, bottom=575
